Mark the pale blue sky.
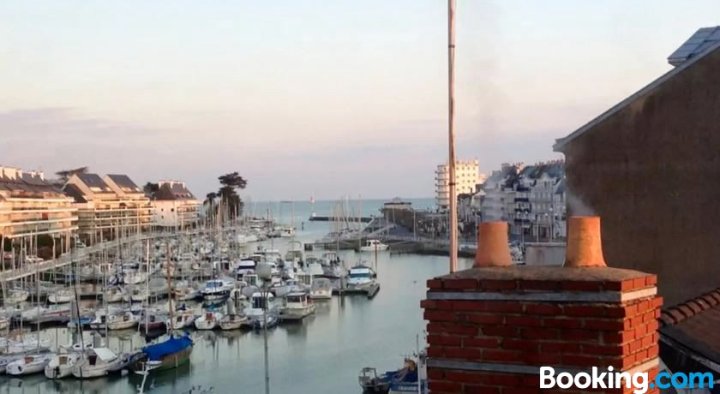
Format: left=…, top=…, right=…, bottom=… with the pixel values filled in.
left=1, top=1, right=719, bottom=200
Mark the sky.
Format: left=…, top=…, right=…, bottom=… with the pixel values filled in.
left=1, top=1, right=719, bottom=201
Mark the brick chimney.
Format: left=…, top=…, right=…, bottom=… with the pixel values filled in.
left=422, top=218, right=662, bottom=393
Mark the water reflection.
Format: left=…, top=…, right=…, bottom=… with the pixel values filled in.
left=1, top=233, right=471, bottom=393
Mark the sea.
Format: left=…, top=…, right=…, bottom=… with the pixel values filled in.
left=0, top=198, right=472, bottom=394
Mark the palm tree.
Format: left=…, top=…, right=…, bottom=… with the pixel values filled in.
left=143, top=182, right=160, bottom=199
left=55, top=166, right=88, bottom=182
left=204, top=192, right=218, bottom=227
left=217, top=172, right=247, bottom=222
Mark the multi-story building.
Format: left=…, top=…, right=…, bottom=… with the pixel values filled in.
left=63, top=173, right=151, bottom=244
left=0, top=166, right=78, bottom=258
left=435, top=160, right=484, bottom=211
left=474, top=161, right=565, bottom=241
left=150, top=180, right=201, bottom=230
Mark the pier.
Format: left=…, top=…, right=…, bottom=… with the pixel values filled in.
left=308, top=216, right=373, bottom=223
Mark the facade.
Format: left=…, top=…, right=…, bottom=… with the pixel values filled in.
left=150, top=180, right=201, bottom=229
left=434, top=160, right=484, bottom=211
left=553, top=27, right=720, bottom=306
left=474, top=161, right=566, bottom=241
left=0, top=166, right=78, bottom=256
left=63, top=173, right=151, bottom=244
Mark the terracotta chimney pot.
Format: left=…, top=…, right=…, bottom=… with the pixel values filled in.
left=474, top=221, right=512, bottom=267
left=564, top=216, right=607, bottom=268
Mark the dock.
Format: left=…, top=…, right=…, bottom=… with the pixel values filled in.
left=308, top=216, right=373, bottom=223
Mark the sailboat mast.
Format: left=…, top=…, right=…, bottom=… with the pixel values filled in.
left=144, top=239, right=150, bottom=331
left=166, top=243, right=174, bottom=332
left=447, top=0, right=459, bottom=273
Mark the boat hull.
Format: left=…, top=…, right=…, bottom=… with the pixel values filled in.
left=133, top=347, right=192, bottom=373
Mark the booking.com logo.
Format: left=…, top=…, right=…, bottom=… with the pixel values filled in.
left=540, top=366, right=715, bottom=394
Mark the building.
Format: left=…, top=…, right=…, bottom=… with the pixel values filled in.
left=0, top=166, right=78, bottom=259
left=554, top=27, right=720, bottom=307
left=150, top=180, right=201, bottom=230
left=474, top=161, right=566, bottom=241
left=63, top=173, right=151, bottom=244
left=434, top=160, right=484, bottom=211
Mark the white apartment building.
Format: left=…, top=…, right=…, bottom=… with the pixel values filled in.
left=435, top=160, right=484, bottom=211
left=63, top=173, right=152, bottom=244
left=0, top=166, right=78, bottom=257
left=150, top=180, right=201, bottom=230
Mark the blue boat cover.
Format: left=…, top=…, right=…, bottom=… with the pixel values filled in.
left=142, top=335, right=193, bottom=361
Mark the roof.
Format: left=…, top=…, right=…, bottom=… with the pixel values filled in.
left=660, top=288, right=720, bottom=372
left=77, top=173, right=112, bottom=192
left=106, top=174, right=140, bottom=192
left=92, top=347, right=118, bottom=362
left=668, top=26, right=720, bottom=66
left=62, top=183, right=88, bottom=203
left=554, top=28, right=720, bottom=151
left=0, top=168, right=66, bottom=199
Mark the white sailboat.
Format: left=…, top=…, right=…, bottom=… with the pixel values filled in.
left=6, top=353, right=53, bottom=376
left=47, top=288, right=74, bottom=304
left=194, top=310, right=223, bottom=330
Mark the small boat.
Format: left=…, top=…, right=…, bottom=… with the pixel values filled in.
left=21, top=304, right=72, bottom=324
left=347, top=264, right=377, bottom=290
left=219, top=297, right=247, bottom=330
left=45, top=351, right=83, bottom=379
left=131, top=333, right=193, bottom=373
left=201, top=278, right=234, bottom=301
left=104, top=287, right=125, bottom=303
left=166, top=305, right=197, bottom=330
left=107, top=351, right=145, bottom=375
left=5, top=289, right=30, bottom=305
left=138, top=309, right=167, bottom=332
left=123, top=287, right=149, bottom=303
left=72, top=347, right=121, bottom=379
left=0, top=337, right=51, bottom=355
left=194, top=311, right=223, bottom=330
left=6, top=353, right=53, bottom=376
left=279, top=292, right=315, bottom=322
left=252, top=313, right=279, bottom=330
left=359, top=239, right=389, bottom=252
left=123, top=271, right=148, bottom=285
left=48, top=289, right=74, bottom=304
left=359, top=352, right=428, bottom=393
left=0, top=316, right=9, bottom=330
left=310, top=278, right=333, bottom=300
left=173, top=282, right=201, bottom=301
left=108, top=311, right=140, bottom=330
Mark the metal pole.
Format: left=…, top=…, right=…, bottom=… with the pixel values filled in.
left=263, top=284, right=270, bottom=394
left=447, top=0, right=458, bottom=273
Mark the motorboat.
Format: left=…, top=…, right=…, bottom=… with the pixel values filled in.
left=201, top=278, right=234, bottom=301
left=310, top=278, right=333, bottom=300
left=279, top=292, right=315, bottom=321
left=271, top=278, right=306, bottom=298
left=245, top=292, right=279, bottom=329
left=6, top=353, right=53, bottom=376
left=347, top=264, right=377, bottom=290
left=194, top=310, right=223, bottom=330
left=234, top=259, right=257, bottom=281
left=0, top=316, right=9, bottom=330
left=48, top=289, right=74, bottom=304
left=359, top=239, right=390, bottom=252
left=359, top=351, right=427, bottom=394
left=72, top=347, right=121, bottom=379
left=123, top=270, right=148, bottom=285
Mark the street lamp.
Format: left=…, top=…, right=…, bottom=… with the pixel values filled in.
left=256, top=261, right=272, bottom=394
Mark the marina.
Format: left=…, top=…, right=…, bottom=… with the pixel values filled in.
left=0, top=199, right=457, bottom=393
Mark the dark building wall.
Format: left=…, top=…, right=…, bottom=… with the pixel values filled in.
left=558, top=48, right=720, bottom=306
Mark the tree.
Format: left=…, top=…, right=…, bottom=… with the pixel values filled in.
left=56, top=166, right=89, bottom=183
left=143, top=182, right=160, bottom=199
left=217, top=172, right=247, bottom=220
left=204, top=192, right=218, bottom=224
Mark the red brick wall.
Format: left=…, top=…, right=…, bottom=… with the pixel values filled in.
left=423, top=267, right=662, bottom=393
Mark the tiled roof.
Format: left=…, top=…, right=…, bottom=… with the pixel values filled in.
left=660, top=288, right=720, bottom=367
left=107, top=174, right=140, bottom=192
left=77, top=173, right=111, bottom=192
left=0, top=172, right=65, bottom=198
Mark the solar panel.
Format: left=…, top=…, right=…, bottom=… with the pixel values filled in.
left=668, top=26, right=720, bottom=66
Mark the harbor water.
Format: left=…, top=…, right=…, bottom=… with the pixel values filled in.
left=1, top=198, right=471, bottom=393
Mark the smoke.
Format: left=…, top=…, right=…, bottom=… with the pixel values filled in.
left=566, top=191, right=596, bottom=216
